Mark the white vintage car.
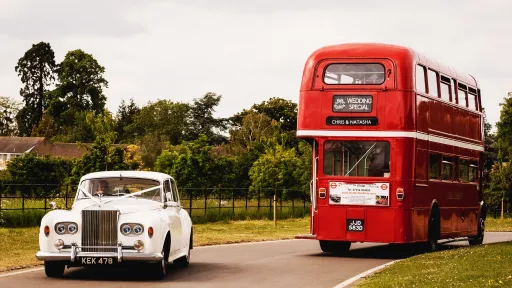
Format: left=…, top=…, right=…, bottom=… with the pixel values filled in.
left=36, top=171, right=193, bottom=279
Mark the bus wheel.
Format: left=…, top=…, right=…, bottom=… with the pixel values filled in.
left=319, top=240, right=351, bottom=254
left=426, top=211, right=440, bottom=252
left=468, top=217, right=485, bottom=246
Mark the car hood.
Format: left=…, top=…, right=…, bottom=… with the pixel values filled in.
left=72, top=198, right=162, bottom=215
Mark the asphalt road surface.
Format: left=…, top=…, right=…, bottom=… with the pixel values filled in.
left=1, top=232, right=511, bottom=288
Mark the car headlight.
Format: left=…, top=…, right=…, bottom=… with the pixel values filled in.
left=120, top=223, right=144, bottom=236
left=68, top=223, right=78, bottom=234
left=55, top=222, right=78, bottom=235
left=133, top=225, right=143, bottom=235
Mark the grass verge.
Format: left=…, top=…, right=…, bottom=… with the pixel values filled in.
left=0, top=216, right=310, bottom=273
left=356, top=241, right=512, bottom=288
left=486, top=217, right=512, bottom=232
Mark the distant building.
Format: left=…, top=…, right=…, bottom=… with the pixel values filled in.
left=0, top=137, right=131, bottom=170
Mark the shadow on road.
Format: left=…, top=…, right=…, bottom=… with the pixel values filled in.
left=305, top=241, right=470, bottom=260
left=60, top=261, right=244, bottom=282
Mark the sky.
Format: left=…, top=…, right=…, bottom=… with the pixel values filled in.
left=0, top=0, right=511, bottom=130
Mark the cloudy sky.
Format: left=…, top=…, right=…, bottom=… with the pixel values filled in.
left=0, top=0, right=511, bottom=129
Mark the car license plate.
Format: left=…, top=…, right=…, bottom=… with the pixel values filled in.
left=80, top=257, right=116, bottom=265
left=346, top=219, right=364, bottom=232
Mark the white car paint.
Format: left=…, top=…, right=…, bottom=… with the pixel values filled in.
left=36, top=171, right=193, bottom=279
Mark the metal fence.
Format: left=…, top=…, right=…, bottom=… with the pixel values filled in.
left=0, top=184, right=311, bottom=217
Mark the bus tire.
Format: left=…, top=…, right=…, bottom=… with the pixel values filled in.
left=426, top=206, right=440, bottom=252
left=468, top=216, right=485, bottom=246
left=319, top=240, right=351, bottom=254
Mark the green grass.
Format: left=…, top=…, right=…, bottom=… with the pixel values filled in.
left=0, top=217, right=310, bottom=272
left=486, top=217, right=512, bottom=232
left=356, top=241, right=512, bottom=287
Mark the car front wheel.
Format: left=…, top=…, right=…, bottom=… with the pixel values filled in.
left=44, top=261, right=65, bottom=278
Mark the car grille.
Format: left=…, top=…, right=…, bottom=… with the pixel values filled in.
left=81, top=210, right=119, bottom=252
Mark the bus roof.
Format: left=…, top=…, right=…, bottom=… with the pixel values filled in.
left=301, top=43, right=478, bottom=90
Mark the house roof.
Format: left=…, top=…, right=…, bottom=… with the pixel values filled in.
left=0, top=137, right=45, bottom=153
left=33, top=142, right=91, bottom=159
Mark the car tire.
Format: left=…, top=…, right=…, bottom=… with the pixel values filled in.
left=174, top=232, right=191, bottom=268
left=152, top=246, right=167, bottom=280
left=44, top=261, right=65, bottom=278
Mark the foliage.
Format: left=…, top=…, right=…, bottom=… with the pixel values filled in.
left=47, top=49, right=108, bottom=136
left=187, top=92, right=228, bottom=145
left=249, top=141, right=303, bottom=198
left=496, top=92, right=512, bottom=154
left=231, top=97, right=298, bottom=132
left=4, top=154, right=72, bottom=197
left=69, top=135, right=130, bottom=185
left=14, top=42, right=57, bottom=136
left=0, top=96, right=22, bottom=136
left=154, top=135, right=237, bottom=193
left=115, top=98, right=140, bottom=144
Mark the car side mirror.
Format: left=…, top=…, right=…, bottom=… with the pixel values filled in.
left=50, top=202, right=57, bottom=210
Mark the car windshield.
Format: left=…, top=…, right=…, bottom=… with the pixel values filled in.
left=77, top=177, right=162, bottom=202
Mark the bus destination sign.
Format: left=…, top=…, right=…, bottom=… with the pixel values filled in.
left=326, top=116, right=378, bottom=126
left=332, top=95, right=372, bottom=113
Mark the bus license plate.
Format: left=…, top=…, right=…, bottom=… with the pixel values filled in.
left=347, top=219, right=364, bottom=232
left=80, top=257, right=116, bottom=265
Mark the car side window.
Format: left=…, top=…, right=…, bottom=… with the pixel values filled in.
left=171, top=179, right=180, bottom=204
left=164, top=180, right=172, bottom=202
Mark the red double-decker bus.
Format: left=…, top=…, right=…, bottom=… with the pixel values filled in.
left=296, top=43, right=486, bottom=253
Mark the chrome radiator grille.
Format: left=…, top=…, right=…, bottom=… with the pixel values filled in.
left=81, top=210, right=118, bottom=252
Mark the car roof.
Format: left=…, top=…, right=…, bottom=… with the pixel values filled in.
left=79, top=170, right=174, bottom=183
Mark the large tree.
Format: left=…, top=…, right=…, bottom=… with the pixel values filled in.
left=115, top=98, right=140, bottom=143
left=0, top=96, right=22, bottom=136
left=48, top=49, right=108, bottom=130
left=187, top=92, right=228, bottom=145
left=231, top=97, right=298, bottom=132
left=14, top=42, right=57, bottom=136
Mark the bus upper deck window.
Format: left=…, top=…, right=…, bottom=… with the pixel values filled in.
left=324, top=63, right=385, bottom=85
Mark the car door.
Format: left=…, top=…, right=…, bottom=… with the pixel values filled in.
left=171, top=178, right=189, bottom=249
left=163, top=179, right=183, bottom=252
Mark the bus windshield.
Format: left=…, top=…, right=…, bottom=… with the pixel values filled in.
left=323, top=141, right=390, bottom=177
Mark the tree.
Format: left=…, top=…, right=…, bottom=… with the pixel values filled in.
left=231, top=97, right=298, bottom=132
left=492, top=92, right=512, bottom=217
left=14, top=42, right=57, bottom=136
left=115, top=98, right=140, bottom=143
left=187, top=92, right=228, bottom=145
left=6, top=154, right=72, bottom=197
left=69, top=135, right=130, bottom=185
left=0, top=96, right=22, bottom=136
left=229, top=112, right=280, bottom=150
left=48, top=49, right=108, bottom=130
left=495, top=92, right=512, bottom=154
left=249, top=141, right=301, bottom=200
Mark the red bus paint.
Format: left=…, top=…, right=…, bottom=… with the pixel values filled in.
left=296, top=43, right=486, bottom=253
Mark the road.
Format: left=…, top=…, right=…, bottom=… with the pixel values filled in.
left=1, top=232, right=511, bottom=288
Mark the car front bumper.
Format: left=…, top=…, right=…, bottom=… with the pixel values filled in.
left=36, top=243, right=163, bottom=263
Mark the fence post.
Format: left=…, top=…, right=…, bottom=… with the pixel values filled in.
left=204, top=189, right=207, bottom=216
left=218, top=187, right=222, bottom=213
left=273, top=194, right=277, bottom=227
left=22, top=190, right=25, bottom=214
left=189, top=189, right=193, bottom=215
left=232, top=189, right=235, bottom=218
left=44, top=196, right=47, bottom=213
left=65, top=184, right=69, bottom=210
left=257, top=188, right=261, bottom=212
left=245, top=189, right=248, bottom=211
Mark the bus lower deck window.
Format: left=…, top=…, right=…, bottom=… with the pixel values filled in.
left=323, top=141, right=390, bottom=177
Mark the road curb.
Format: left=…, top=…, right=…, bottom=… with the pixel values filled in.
left=332, top=260, right=400, bottom=288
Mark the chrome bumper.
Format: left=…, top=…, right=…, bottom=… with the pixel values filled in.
left=36, top=242, right=163, bottom=263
